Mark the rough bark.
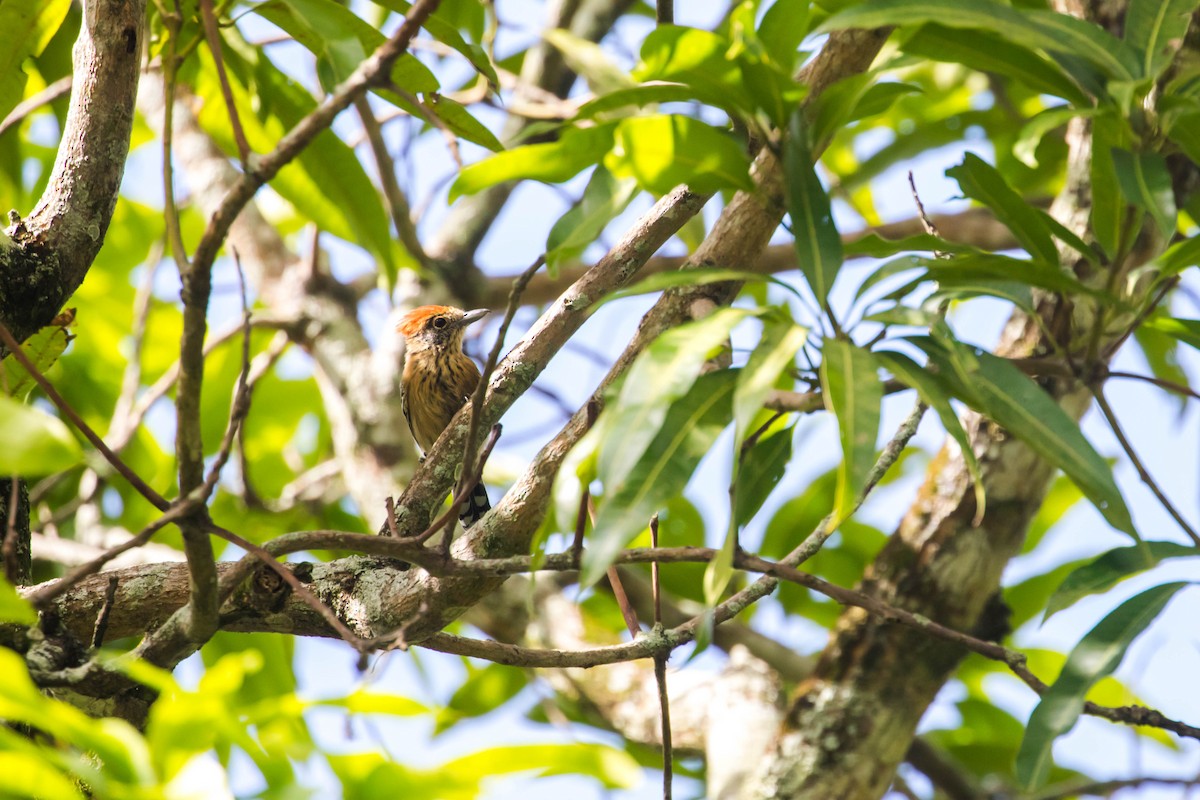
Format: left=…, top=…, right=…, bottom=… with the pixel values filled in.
left=0, top=0, right=145, bottom=347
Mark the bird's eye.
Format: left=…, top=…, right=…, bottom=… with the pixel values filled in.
left=432, top=317, right=448, bottom=330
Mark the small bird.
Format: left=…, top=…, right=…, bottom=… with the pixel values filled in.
left=397, top=304, right=491, bottom=527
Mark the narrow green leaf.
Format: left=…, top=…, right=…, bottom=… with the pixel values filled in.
left=734, top=426, right=793, bottom=527
left=605, top=115, right=753, bottom=195
left=1046, top=542, right=1198, bottom=619
left=1016, top=582, right=1188, bottom=788
left=607, top=268, right=804, bottom=305
left=584, top=371, right=737, bottom=586
left=423, top=94, right=503, bottom=152
left=819, top=0, right=1138, bottom=82
left=1154, top=234, right=1200, bottom=276
left=947, top=153, right=1059, bottom=265
left=0, top=575, right=36, bottom=625
left=914, top=338, right=1136, bottom=537
left=576, top=83, right=720, bottom=120
left=784, top=109, right=843, bottom=303
left=450, top=124, right=616, bottom=200
left=1124, top=0, right=1199, bottom=79
left=733, top=318, right=807, bottom=439
left=900, top=23, right=1089, bottom=106
left=0, top=395, right=81, bottom=476
left=1143, top=315, right=1200, bottom=350
left=875, top=351, right=985, bottom=519
left=598, top=308, right=749, bottom=494
left=369, top=0, right=499, bottom=88
left=1111, top=149, right=1177, bottom=239
left=545, top=166, right=639, bottom=273
left=821, top=339, right=882, bottom=522
left=1090, top=114, right=1124, bottom=259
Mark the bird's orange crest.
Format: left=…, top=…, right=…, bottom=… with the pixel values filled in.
left=397, top=305, right=455, bottom=337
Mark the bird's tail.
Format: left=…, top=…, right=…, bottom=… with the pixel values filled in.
left=459, top=482, right=490, bottom=527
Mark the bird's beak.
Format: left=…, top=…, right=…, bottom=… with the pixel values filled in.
left=460, top=308, right=489, bottom=326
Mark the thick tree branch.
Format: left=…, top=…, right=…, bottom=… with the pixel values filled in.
left=0, top=0, right=145, bottom=347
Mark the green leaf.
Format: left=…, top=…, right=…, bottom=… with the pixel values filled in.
left=947, top=153, right=1059, bottom=265
left=576, top=83, right=719, bottom=119
left=1143, top=314, right=1200, bottom=350
left=1, top=315, right=73, bottom=400
left=606, top=268, right=804, bottom=305
left=1016, top=582, right=1188, bottom=788
left=784, top=109, right=843, bottom=303
left=445, top=743, right=642, bottom=790
left=821, top=339, right=882, bottom=522
left=1154, top=234, right=1200, bottom=276
left=605, top=115, right=754, bottom=195
left=423, top=94, right=503, bottom=152
left=634, top=25, right=754, bottom=116
left=819, top=0, right=1138, bottom=82
left=734, top=425, right=793, bottom=527
left=369, top=0, right=499, bottom=88
left=546, top=165, right=639, bottom=273
left=0, top=574, right=36, bottom=625
left=1046, top=542, right=1198, bottom=619
left=1124, top=0, right=1199, bottom=79
left=0, top=0, right=70, bottom=121
left=1013, top=107, right=1101, bottom=168
left=584, top=370, right=736, bottom=586
left=1090, top=113, right=1125, bottom=259
left=0, top=395, right=81, bottom=476
left=914, top=338, right=1136, bottom=537
left=1111, top=149, right=1177, bottom=239
left=0, top=752, right=82, bottom=800
left=900, top=24, right=1090, bottom=106
left=758, top=0, right=809, bottom=69
left=733, top=317, right=807, bottom=440
left=542, top=28, right=635, bottom=94
left=874, top=350, right=984, bottom=519
left=598, top=308, right=749, bottom=498
left=436, top=663, right=526, bottom=734
left=255, top=0, right=438, bottom=92
left=450, top=124, right=616, bottom=200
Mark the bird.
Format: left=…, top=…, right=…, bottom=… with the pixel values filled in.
left=396, top=304, right=491, bottom=527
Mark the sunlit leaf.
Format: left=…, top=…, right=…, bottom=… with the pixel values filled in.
left=585, top=370, right=736, bottom=586
left=605, top=115, right=753, bottom=195
left=1045, top=542, right=1197, bottom=619
left=1016, top=582, right=1188, bottom=788
left=784, top=109, right=842, bottom=303
left=821, top=339, right=882, bottom=522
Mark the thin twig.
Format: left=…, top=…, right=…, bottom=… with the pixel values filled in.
left=412, top=424, right=502, bottom=546
left=650, top=510, right=671, bottom=800
left=91, top=575, right=119, bottom=648
left=441, top=255, right=544, bottom=552
left=0, top=75, right=72, bottom=138
left=27, top=501, right=197, bottom=609
left=654, top=653, right=673, bottom=800
left=198, top=0, right=251, bottom=166
left=1092, top=386, right=1200, bottom=546
left=353, top=95, right=430, bottom=271
left=0, top=322, right=169, bottom=512
left=571, top=401, right=600, bottom=567
left=188, top=0, right=444, bottom=286
left=650, top=512, right=662, bottom=626
left=1105, top=369, right=1200, bottom=402
left=206, top=521, right=370, bottom=652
